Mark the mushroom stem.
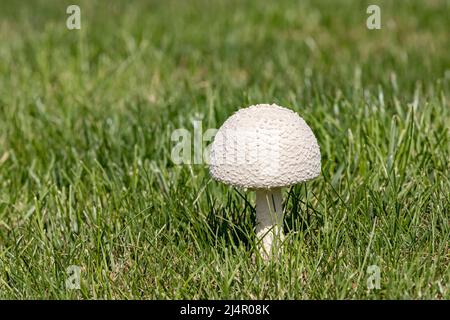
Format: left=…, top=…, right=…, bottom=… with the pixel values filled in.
left=255, top=188, right=284, bottom=260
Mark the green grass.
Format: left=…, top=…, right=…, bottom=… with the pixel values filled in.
left=0, top=0, right=449, bottom=299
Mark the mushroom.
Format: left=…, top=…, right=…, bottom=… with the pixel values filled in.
left=209, top=104, right=321, bottom=260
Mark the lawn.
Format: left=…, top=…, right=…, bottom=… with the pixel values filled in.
left=0, top=0, right=448, bottom=299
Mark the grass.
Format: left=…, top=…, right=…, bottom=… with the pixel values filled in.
left=0, top=0, right=449, bottom=299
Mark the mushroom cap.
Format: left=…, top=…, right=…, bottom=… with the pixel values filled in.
left=209, top=104, right=321, bottom=189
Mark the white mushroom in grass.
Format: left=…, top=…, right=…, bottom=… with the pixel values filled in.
left=209, top=104, right=321, bottom=260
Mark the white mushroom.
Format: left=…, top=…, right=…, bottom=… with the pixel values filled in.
left=209, top=104, right=321, bottom=260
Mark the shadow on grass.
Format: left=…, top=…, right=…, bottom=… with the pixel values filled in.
left=203, top=184, right=320, bottom=253
left=205, top=188, right=256, bottom=252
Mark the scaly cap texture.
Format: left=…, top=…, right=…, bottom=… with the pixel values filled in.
left=209, top=104, right=321, bottom=189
